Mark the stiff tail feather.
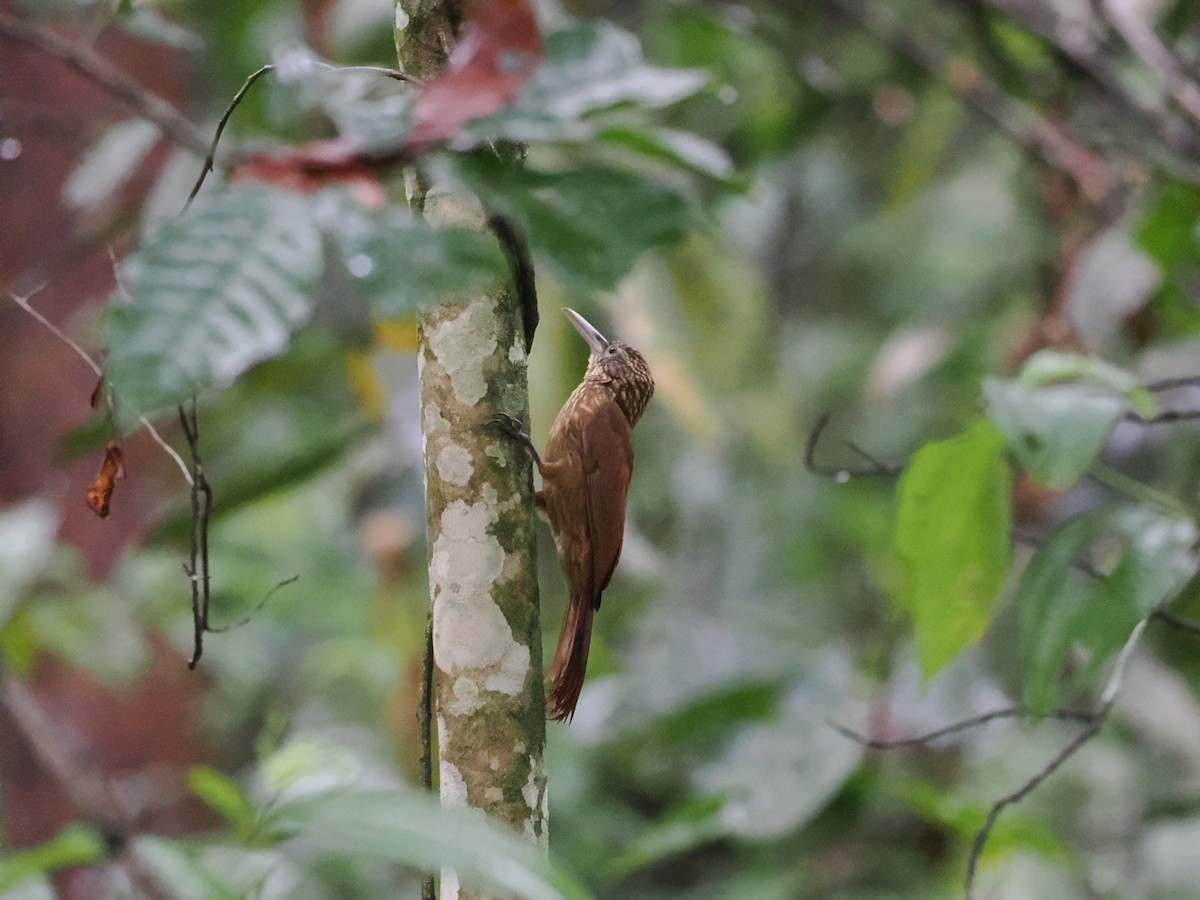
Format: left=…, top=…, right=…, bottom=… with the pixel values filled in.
left=546, top=592, right=595, bottom=721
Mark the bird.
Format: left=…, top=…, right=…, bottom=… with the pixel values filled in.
left=492, top=308, right=654, bottom=721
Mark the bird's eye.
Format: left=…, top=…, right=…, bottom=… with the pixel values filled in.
left=606, top=346, right=618, bottom=355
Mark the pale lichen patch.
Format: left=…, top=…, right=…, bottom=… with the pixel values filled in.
left=521, top=756, right=549, bottom=846
left=436, top=443, right=473, bottom=486
left=431, top=499, right=533, bottom=699
left=430, top=498, right=502, bottom=609
left=423, top=398, right=451, bottom=439
left=425, top=299, right=497, bottom=406
left=484, top=786, right=503, bottom=802
left=484, top=443, right=508, bottom=468
left=522, top=761, right=541, bottom=811
left=484, top=641, right=530, bottom=695
left=447, top=676, right=482, bottom=717
left=441, top=755, right=468, bottom=808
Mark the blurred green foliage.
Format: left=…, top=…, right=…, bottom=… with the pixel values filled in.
left=4, top=0, right=1200, bottom=897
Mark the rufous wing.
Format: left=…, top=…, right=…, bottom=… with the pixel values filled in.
left=581, top=398, right=634, bottom=608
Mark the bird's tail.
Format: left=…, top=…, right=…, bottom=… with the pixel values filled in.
left=546, top=592, right=595, bottom=721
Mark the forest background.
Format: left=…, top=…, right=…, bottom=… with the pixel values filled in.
left=2, top=0, right=1200, bottom=897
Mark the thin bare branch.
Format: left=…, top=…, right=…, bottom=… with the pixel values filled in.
left=966, top=617, right=1146, bottom=896
left=1, top=673, right=187, bottom=897
left=5, top=284, right=193, bottom=485
left=1098, top=0, right=1200, bottom=128
left=965, top=710, right=1107, bottom=897
left=822, top=0, right=1116, bottom=204
left=183, top=61, right=419, bottom=209
left=1, top=674, right=125, bottom=824
left=420, top=610, right=436, bottom=900
left=830, top=706, right=1096, bottom=750
left=179, top=401, right=213, bottom=669
left=980, top=0, right=1199, bottom=153
left=1154, top=608, right=1200, bottom=636
left=184, top=64, right=275, bottom=210
left=805, top=413, right=904, bottom=481
left=206, top=575, right=299, bottom=633
left=1127, top=408, right=1200, bottom=425
left=0, top=11, right=209, bottom=158
left=1145, top=375, right=1200, bottom=393
left=1126, top=374, right=1200, bottom=423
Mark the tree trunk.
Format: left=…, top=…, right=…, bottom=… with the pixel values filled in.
left=394, top=3, right=548, bottom=898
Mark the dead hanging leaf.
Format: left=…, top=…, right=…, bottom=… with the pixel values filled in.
left=230, top=0, right=541, bottom=193
left=230, top=138, right=393, bottom=199
left=406, top=0, right=542, bottom=147
left=86, top=440, right=125, bottom=519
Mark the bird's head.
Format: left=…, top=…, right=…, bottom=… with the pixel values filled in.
left=564, top=308, right=655, bottom=427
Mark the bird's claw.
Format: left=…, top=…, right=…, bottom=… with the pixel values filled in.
left=487, top=412, right=541, bottom=466
left=487, top=412, right=526, bottom=436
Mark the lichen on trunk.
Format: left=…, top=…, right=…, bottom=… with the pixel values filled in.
left=395, top=1, right=549, bottom=896
left=417, top=272, right=547, bottom=848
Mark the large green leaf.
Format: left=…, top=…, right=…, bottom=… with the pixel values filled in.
left=451, top=154, right=696, bottom=292
left=272, top=787, right=590, bottom=900
left=1017, top=506, right=1198, bottom=715
left=984, top=378, right=1127, bottom=490
left=985, top=351, right=1158, bottom=490
left=313, top=190, right=507, bottom=318
left=461, top=20, right=711, bottom=146
left=1017, top=510, right=1133, bottom=716
left=1109, top=506, right=1200, bottom=615
left=894, top=419, right=1012, bottom=676
left=189, top=766, right=259, bottom=835
left=105, top=185, right=323, bottom=419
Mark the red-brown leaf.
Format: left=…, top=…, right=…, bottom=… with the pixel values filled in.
left=85, top=439, right=125, bottom=519
left=406, top=0, right=542, bottom=147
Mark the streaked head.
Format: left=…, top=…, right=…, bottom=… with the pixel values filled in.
left=564, top=308, right=655, bottom=426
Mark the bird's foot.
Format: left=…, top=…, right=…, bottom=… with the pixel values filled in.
left=487, top=412, right=542, bottom=466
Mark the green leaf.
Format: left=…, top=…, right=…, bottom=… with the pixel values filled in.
left=1148, top=280, right=1200, bottom=340
left=1015, top=350, right=1153, bottom=416
left=312, top=190, right=507, bottom=318
left=1109, top=506, right=1199, bottom=615
left=1016, top=506, right=1196, bottom=715
left=0, top=823, right=107, bottom=890
left=1136, top=181, right=1200, bottom=268
left=597, top=125, right=734, bottom=180
left=452, top=154, right=696, bottom=291
left=894, top=778, right=1070, bottom=864
left=271, top=787, right=591, bottom=900
left=984, top=378, right=1127, bottom=490
left=986, top=351, right=1159, bottom=488
left=894, top=419, right=1012, bottom=676
left=130, top=837, right=246, bottom=900
left=105, top=185, right=323, bottom=419
left=269, top=51, right=412, bottom=154
left=189, top=766, right=258, bottom=833
left=1017, top=511, right=1136, bottom=715
left=608, top=796, right=724, bottom=875
left=462, top=20, right=711, bottom=146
